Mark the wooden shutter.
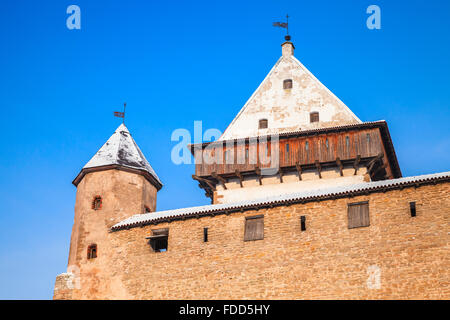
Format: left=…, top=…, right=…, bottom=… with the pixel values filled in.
left=244, top=215, right=264, bottom=241
left=348, top=201, right=370, bottom=229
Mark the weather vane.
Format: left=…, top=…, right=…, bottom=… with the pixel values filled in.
left=114, top=102, right=126, bottom=124
left=273, top=14, right=291, bottom=41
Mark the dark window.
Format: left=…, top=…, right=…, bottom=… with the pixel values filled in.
left=203, top=228, right=208, bottom=242
left=310, top=112, right=319, bottom=123
left=92, top=196, right=102, bottom=210
left=87, top=244, right=97, bottom=259
left=300, top=216, right=306, bottom=231
left=305, top=141, right=309, bottom=151
left=325, top=139, right=329, bottom=149
left=346, top=136, right=350, bottom=148
left=286, top=143, right=290, bottom=153
left=244, top=215, right=264, bottom=241
left=283, top=79, right=293, bottom=89
left=147, top=228, right=169, bottom=252
left=348, top=201, right=370, bottom=229
left=144, top=206, right=151, bottom=213
left=259, top=119, right=268, bottom=129
left=245, top=148, right=249, bottom=161
left=410, top=202, right=416, bottom=217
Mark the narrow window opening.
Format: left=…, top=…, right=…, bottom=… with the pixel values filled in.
left=325, top=139, right=329, bottom=149
left=92, top=196, right=102, bottom=210
left=300, top=216, right=306, bottom=231
left=244, top=215, right=264, bottom=241
left=87, top=244, right=97, bottom=259
left=283, top=79, right=293, bottom=89
left=310, top=112, right=319, bottom=123
left=305, top=141, right=309, bottom=151
left=345, top=136, right=350, bottom=148
left=410, top=202, right=416, bottom=217
left=147, top=228, right=169, bottom=252
left=259, top=119, right=268, bottom=129
left=203, top=228, right=208, bottom=242
left=245, top=148, right=249, bottom=162
left=348, top=201, right=370, bottom=229
left=366, top=133, right=371, bottom=144
left=144, top=205, right=151, bottom=213
left=286, top=143, right=290, bottom=153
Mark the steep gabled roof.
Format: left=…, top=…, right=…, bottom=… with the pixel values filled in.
left=73, top=124, right=162, bottom=189
left=219, top=41, right=361, bottom=140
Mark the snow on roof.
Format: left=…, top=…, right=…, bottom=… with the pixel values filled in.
left=112, top=171, right=450, bottom=230
left=84, top=124, right=162, bottom=185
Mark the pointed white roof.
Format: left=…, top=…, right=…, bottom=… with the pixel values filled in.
left=219, top=41, right=361, bottom=140
left=81, top=124, right=162, bottom=186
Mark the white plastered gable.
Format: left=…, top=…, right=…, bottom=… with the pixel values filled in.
left=219, top=42, right=361, bottom=141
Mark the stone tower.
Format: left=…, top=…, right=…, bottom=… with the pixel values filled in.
left=54, top=124, right=162, bottom=299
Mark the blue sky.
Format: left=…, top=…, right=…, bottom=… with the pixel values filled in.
left=0, top=0, right=449, bottom=299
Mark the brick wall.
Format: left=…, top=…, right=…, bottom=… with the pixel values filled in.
left=56, top=181, right=449, bottom=299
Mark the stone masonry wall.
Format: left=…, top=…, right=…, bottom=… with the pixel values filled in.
left=57, top=182, right=449, bottom=299
left=54, top=169, right=157, bottom=300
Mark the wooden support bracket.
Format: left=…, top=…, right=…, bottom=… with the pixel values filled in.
left=192, top=175, right=216, bottom=191
left=353, top=155, right=361, bottom=175
left=235, top=170, right=244, bottom=188
left=255, top=167, right=263, bottom=185
left=367, top=153, right=384, bottom=174
left=372, top=163, right=387, bottom=177
left=211, top=172, right=227, bottom=190
left=315, top=160, right=322, bottom=179
left=295, top=162, right=302, bottom=181
left=336, top=157, right=343, bottom=176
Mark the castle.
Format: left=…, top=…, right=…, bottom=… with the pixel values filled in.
left=54, top=37, right=450, bottom=300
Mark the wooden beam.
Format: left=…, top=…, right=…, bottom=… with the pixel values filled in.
left=367, top=153, right=384, bottom=173
left=336, top=157, right=343, bottom=176
left=211, top=172, right=227, bottom=190
left=197, top=182, right=205, bottom=190
left=295, top=162, right=302, bottom=181
left=353, top=155, right=361, bottom=175
left=371, top=163, right=387, bottom=178
left=192, top=175, right=216, bottom=191
left=255, top=167, right=263, bottom=185
left=234, top=170, right=244, bottom=188
left=315, top=160, right=322, bottom=179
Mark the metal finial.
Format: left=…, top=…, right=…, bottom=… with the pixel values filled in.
left=123, top=102, right=126, bottom=124
left=286, top=14, right=289, bottom=35
left=113, top=102, right=127, bottom=124
left=273, top=14, right=291, bottom=41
